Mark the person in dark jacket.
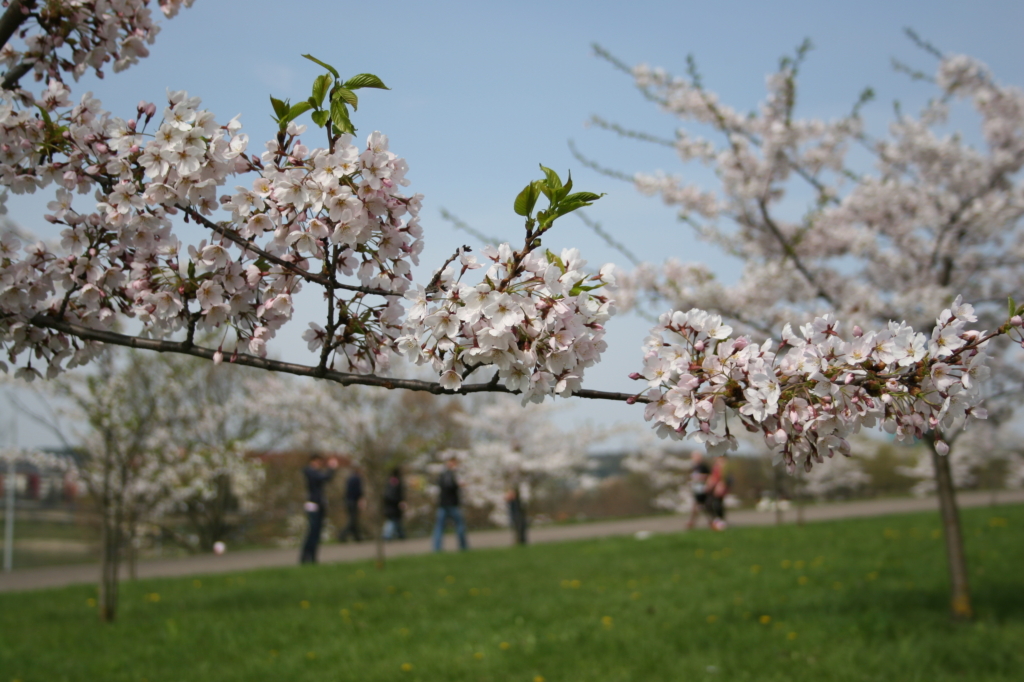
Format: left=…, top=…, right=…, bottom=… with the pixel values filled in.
left=338, top=466, right=364, bottom=542
left=382, top=467, right=407, bottom=541
left=506, top=484, right=528, bottom=545
left=432, top=455, right=468, bottom=551
left=300, top=454, right=339, bottom=564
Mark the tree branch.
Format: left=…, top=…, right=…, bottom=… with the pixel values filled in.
left=28, top=312, right=647, bottom=403
left=0, top=0, right=36, bottom=91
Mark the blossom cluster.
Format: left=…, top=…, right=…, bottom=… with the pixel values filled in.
left=0, top=1, right=193, bottom=91
left=0, top=76, right=423, bottom=376
left=396, top=246, right=614, bottom=401
left=634, top=298, right=991, bottom=472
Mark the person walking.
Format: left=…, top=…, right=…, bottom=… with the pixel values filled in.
left=382, top=467, right=407, bottom=541
left=432, top=455, right=468, bottom=551
left=300, top=454, right=339, bottom=564
left=338, top=465, right=364, bottom=542
left=505, top=485, right=528, bottom=545
left=705, top=455, right=733, bottom=531
left=686, top=450, right=712, bottom=530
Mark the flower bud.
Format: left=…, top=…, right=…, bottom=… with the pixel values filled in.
left=693, top=340, right=705, bottom=352
left=935, top=440, right=949, bottom=456
left=127, top=119, right=137, bottom=130
left=213, top=350, right=223, bottom=365
left=626, top=396, right=637, bottom=405
left=733, top=337, right=749, bottom=351
left=144, top=103, right=157, bottom=118
left=628, top=372, right=642, bottom=380
left=1011, top=315, right=1022, bottom=327
left=852, top=325, right=863, bottom=337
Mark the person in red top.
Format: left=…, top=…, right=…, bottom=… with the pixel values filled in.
left=704, top=455, right=732, bottom=531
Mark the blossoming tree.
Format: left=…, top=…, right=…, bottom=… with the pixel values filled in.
left=578, top=37, right=1024, bottom=618
left=37, top=347, right=273, bottom=621
left=0, top=1, right=1019, bottom=621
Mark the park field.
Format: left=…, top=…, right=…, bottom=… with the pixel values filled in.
left=1, top=504, right=1022, bottom=682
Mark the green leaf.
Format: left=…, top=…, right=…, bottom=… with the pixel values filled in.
left=311, top=110, right=330, bottom=127
left=514, top=182, right=540, bottom=217
left=569, top=282, right=603, bottom=296
left=331, top=99, right=355, bottom=135
left=344, top=73, right=389, bottom=90
left=287, top=101, right=312, bottom=121
left=545, top=249, right=566, bottom=273
left=333, top=87, right=359, bottom=110
left=301, top=54, right=340, bottom=79
left=311, top=74, right=332, bottom=108
left=562, top=191, right=604, bottom=205
left=539, top=165, right=562, bottom=192
left=270, top=96, right=289, bottom=121
left=1010, top=296, right=1016, bottom=319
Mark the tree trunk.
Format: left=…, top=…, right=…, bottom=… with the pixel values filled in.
left=930, top=439, right=973, bottom=621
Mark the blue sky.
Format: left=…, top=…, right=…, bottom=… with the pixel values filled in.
left=5, top=0, right=1024, bottom=448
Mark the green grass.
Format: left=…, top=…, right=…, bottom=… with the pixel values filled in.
left=2, top=505, right=1022, bottom=682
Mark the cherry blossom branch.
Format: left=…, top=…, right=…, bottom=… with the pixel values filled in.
left=179, top=204, right=397, bottom=298
left=28, top=312, right=640, bottom=402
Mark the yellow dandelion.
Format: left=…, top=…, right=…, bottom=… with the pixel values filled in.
left=438, top=588, right=448, bottom=596
left=630, top=591, right=642, bottom=600
left=469, top=588, right=480, bottom=596
left=387, top=585, right=397, bottom=594
left=798, top=576, right=809, bottom=585
left=750, top=564, right=762, bottom=574
left=694, top=548, right=705, bottom=558
left=401, top=663, right=413, bottom=672
left=499, top=642, right=510, bottom=650
left=534, top=676, right=545, bottom=682
left=787, top=631, right=798, bottom=640
left=270, top=650, right=278, bottom=657
left=192, top=579, right=202, bottom=588
left=569, top=579, right=581, bottom=589
left=86, top=598, right=96, bottom=607
left=300, top=600, right=310, bottom=609
left=988, top=517, right=1008, bottom=528
left=759, top=615, right=771, bottom=625
left=833, top=581, right=843, bottom=590
left=398, top=627, right=410, bottom=636
left=780, top=559, right=792, bottom=569
left=474, top=652, right=484, bottom=660
left=306, top=651, right=316, bottom=660
left=445, top=575, right=456, bottom=584
left=706, top=615, right=717, bottom=623
left=403, top=591, right=412, bottom=598
left=601, top=615, right=613, bottom=627
left=355, top=570, right=365, bottom=578
left=931, top=529, right=942, bottom=539
left=867, top=571, right=879, bottom=581
left=340, top=608, right=350, bottom=617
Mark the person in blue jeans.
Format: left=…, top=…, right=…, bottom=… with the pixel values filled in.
left=432, top=455, right=468, bottom=551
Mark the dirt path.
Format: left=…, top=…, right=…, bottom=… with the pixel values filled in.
left=2, top=490, right=1021, bottom=593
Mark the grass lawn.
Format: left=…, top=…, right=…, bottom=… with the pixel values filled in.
left=2, top=504, right=1022, bottom=682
